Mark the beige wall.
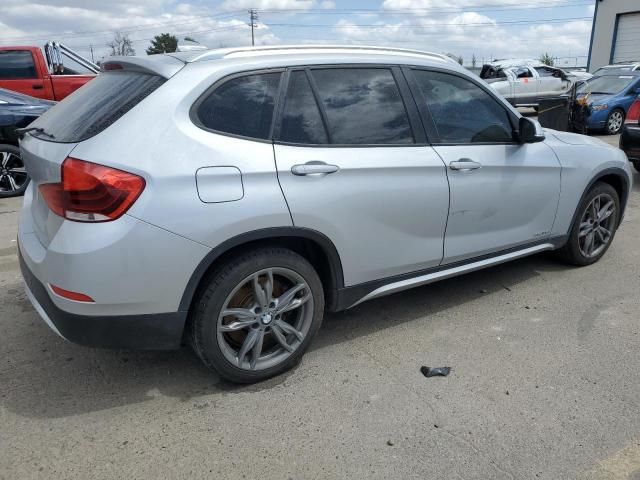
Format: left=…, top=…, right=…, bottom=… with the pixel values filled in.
left=588, top=0, right=640, bottom=71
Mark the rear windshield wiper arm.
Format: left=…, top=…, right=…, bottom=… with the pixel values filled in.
left=14, top=126, right=55, bottom=139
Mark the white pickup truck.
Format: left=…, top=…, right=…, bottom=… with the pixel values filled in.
left=480, top=61, right=580, bottom=108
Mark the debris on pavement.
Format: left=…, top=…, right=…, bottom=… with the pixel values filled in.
left=420, top=366, right=451, bottom=377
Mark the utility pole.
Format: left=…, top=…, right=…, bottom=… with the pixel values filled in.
left=89, top=44, right=94, bottom=63
left=248, top=9, right=258, bottom=46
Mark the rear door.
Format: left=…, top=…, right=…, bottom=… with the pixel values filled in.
left=273, top=66, right=450, bottom=286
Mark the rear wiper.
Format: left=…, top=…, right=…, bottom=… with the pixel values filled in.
left=14, top=126, right=55, bottom=139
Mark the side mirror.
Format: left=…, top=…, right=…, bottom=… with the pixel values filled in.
left=518, top=117, right=545, bottom=144
left=0, top=114, right=15, bottom=127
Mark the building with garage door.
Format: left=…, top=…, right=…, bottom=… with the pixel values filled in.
left=588, top=0, right=640, bottom=71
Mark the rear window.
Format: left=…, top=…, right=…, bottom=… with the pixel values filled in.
left=0, top=50, right=37, bottom=79
left=31, top=72, right=164, bottom=143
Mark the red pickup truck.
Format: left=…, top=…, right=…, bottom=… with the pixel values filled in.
left=0, top=43, right=98, bottom=101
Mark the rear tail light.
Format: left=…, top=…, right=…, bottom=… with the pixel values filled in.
left=39, top=157, right=145, bottom=222
left=626, top=99, right=640, bottom=125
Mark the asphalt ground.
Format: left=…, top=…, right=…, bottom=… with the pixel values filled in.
left=1, top=128, right=639, bottom=479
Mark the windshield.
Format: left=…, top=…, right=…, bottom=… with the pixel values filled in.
left=577, top=75, right=636, bottom=95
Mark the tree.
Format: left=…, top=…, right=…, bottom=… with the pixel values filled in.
left=471, top=53, right=477, bottom=69
left=108, top=32, right=135, bottom=56
left=146, top=33, right=178, bottom=55
left=539, top=52, right=554, bottom=66
left=457, top=55, right=463, bottom=66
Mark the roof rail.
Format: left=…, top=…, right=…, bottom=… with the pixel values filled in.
left=190, top=45, right=456, bottom=64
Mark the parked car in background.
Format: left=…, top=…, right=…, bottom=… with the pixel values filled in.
left=18, top=46, right=632, bottom=383
left=620, top=97, right=640, bottom=172
left=593, top=62, right=640, bottom=77
left=0, top=88, right=53, bottom=197
left=572, top=73, right=640, bottom=135
left=480, top=60, right=573, bottom=107
left=0, top=43, right=98, bottom=101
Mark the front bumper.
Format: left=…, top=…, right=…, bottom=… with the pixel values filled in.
left=20, top=249, right=187, bottom=349
left=620, top=125, right=640, bottom=161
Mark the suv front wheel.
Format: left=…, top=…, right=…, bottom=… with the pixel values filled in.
left=190, top=247, right=324, bottom=383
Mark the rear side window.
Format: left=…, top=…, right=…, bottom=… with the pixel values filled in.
left=280, top=71, right=328, bottom=144
left=196, top=72, right=281, bottom=140
left=310, top=68, right=413, bottom=144
left=412, top=70, right=513, bottom=144
left=32, top=72, right=164, bottom=143
left=0, top=51, right=37, bottom=79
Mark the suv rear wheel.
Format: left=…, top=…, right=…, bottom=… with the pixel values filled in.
left=190, top=247, right=324, bottom=383
left=556, top=182, right=619, bottom=266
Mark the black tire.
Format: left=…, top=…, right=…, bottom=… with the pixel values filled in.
left=605, top=108, right=624, bottom=135
left=0, top=144, right=30, bottom=198
left=190, top=247, right=324, bottom=383
left=556, top=182, right=620, bottom=266
left=633, top=161, right=640, bottom=174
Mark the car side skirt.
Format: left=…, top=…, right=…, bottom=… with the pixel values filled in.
left=334, top=237, right=567, bottom=311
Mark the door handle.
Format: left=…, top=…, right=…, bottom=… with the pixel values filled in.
left=449, top=159, right=482, bottom=171
left=291, top=161, right=339, bottom=176
left=32, top=84, right=43, bottom=90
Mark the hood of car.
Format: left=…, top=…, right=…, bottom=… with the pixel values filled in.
left=545, top=129, right=610, bottom=147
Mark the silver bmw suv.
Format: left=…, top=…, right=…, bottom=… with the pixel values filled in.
left=18, top=46, right=632, bottom=383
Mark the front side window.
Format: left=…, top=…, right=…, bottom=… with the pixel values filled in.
left=412, top=70, right=514, bottom=144
left=196, top=72, right=281, bottom=140
left=0, top=50, right=37, bottom=79
left=280, top=71, right=328, bottom=144
left=310, top=68, right=413, bottom=144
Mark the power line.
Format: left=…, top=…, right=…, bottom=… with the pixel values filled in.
left=268, top=16, right=592, bottom=29
left=0, top=10, right=247, bottom=43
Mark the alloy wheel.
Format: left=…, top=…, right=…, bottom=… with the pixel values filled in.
left=607, top=110, right=623, bottom=134
left=0, top=150, right=28, bottom=193
left=216, top=267, right=314, bottom=371
left=578, top=193, right=616, bottom=258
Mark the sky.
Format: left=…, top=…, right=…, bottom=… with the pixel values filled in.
left=0, top=0, right=596, bottom=68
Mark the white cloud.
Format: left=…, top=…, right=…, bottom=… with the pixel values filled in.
left=321, top=0, right=336, bottom=9
left=219, top=0, right=315, bottom=11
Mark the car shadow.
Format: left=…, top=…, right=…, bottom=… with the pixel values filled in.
left=0, top=252, right=569, bottom=419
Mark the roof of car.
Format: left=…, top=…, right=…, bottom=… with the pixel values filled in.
left=167, top=44, right=458, bottom=65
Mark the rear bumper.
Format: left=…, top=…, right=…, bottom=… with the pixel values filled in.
left=20, top=247, right=187, bottom=350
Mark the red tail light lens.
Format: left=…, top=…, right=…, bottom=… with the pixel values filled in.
left=39, top=157, right=145, bottom=222
left=626, top=99, right=640, bottom=125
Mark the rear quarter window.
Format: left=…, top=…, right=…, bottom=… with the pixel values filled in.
left=194, top=72, right=282, bottom=140
left=30, top=71, right=165, bottom=143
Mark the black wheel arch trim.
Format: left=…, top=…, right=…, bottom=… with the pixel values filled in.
left=568, top=167, right=631, bottom=231
left=178, top=227, right=345, bottom=313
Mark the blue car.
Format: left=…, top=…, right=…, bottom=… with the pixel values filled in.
left=572, top=72, right=640, bottom=135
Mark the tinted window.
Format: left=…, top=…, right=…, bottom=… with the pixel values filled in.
left=197, top=73, right=281, bottom=140
left=310, top=68, right=413, bottom=144
left=31, top=72, right=164, bottom=143
left=535, top=67, right=554, bottom=77
left=0, top=51, right=37, bottom=79
left=280, top=71, right=328, bottom=144
left=413, top=70, right=513, bottom=144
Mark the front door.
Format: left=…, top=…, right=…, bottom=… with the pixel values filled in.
left=273, top=67, right=450, bottom=286
left=406, top=68, right=561, bottom=264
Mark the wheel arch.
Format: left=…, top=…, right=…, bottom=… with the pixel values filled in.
left=179, top=227, right=345, bottom=315
left=567, top=167, right=631, bottom=235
